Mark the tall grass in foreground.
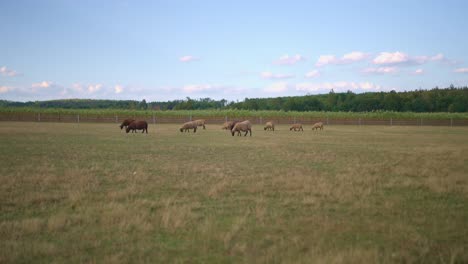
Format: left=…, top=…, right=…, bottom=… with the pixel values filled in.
left=0, top=122, right=467, bottom=263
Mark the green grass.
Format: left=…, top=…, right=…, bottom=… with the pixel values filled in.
left=1, top=122, right=467, bottom=263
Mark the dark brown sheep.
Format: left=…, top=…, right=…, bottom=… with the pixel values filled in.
left=126, top=120, right=148, bottom=133
left=231, top=120, right=252, bottom=136
left=289, top=123, right=303, bottom=131
left=120, top=119, right=135, bottom=130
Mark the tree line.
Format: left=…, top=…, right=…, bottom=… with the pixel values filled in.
left=1, top=86, right=467, bottom=112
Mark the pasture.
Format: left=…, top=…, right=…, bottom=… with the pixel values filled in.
left=0, top=122, right=467, bottom=263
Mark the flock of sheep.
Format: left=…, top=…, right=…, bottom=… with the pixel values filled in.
left=120, top=118, right=324, bottom=136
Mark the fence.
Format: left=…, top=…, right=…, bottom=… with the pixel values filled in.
left=1, top=112, right=467, bottom=126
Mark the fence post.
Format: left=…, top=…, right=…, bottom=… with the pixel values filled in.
left=77, top=114, right=80, bottom=123
left=152, top=113, right=156, bottom=124
left=38, top=113, right=41, bottom=122
left=225, top=115, right=228, bottom=122
left=327, top=116, right=329, bottom=125
left=58, top=113, right=61, bottom=122
left=450, top=118, right=453, bottom=127
left=189, top=114, right=192, bottom=121
left=294, top=116, right=296, bottom=124
left=359, top=118, right=361, bottom=126
left=260, top=116, right=262, bottom=124
left=420, top=118, right=423, bottom=126
left=390, top=118, right=393, bottom=126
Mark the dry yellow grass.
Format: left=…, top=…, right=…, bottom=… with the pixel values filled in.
left=0, top=122, right=467, bottom=263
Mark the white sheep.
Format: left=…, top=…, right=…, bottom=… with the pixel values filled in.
left=180, top=121, right=198, bottom=133
left=289, top=123, right=303, bottom=131
left=231, top=120, right=252, bottom=136
left=264, top=121, right=275, bottom=131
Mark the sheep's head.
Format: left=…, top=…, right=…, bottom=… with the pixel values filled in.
left=120, top=124, right=124, bottom=130
left=180, top=127, right=184, bottom=132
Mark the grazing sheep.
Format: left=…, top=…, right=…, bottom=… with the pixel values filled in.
left=126, top=120, right=148, bottom=134
left=311, top=122, right=324, bottom=130
left=222, top=120, right=239, bottom=131
left=120, top=119, right=135, bottom=130
left=180, top=121, right=198, bottom=133
left=222, top=121, right=232, bottom=130
left=231, top=120, right=252, bottom=136
left=264, top=121, right=275, bottom=131
left=193, top=119, right=206, bottom=129
left=289, top=123, right=303, bottom=131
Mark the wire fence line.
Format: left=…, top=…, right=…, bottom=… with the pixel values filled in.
left=1, top=112, right=467, bottom=126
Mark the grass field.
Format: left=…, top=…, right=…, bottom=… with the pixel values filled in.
left=1, top=122, right=467, bottom=263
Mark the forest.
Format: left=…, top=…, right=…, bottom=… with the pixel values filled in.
left=1, top=86, right=467, bottom=112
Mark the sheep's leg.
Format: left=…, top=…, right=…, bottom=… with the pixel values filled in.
left=244, top=130, right=248, bottom=136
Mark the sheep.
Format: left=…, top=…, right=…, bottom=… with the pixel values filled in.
left=289, top=123, right=303, bottom=131
left=311, top=122, right=324, bottom=130
left=231, top=120, right=252, bottom=136
left=193, top=119, right=206, bottom=129
left=180, top=121, right=198, bottom=133
left=120, top=119, right=135, bottom=130
left=222, top=121, right=239, bottom=131
left=222, top=121, right=232, bottom=130
left=126, top=120, right=148, bottom=133
left=264, top=121, right=275, bottom=131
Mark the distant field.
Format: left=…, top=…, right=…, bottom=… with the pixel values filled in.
left=0, top=122, right=467, bottom=263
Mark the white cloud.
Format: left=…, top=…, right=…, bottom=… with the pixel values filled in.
left=304, top=70, right=320, bottom=78
left=316, top=55, right=338, bottom=67
left=263, top=82, right=290, bottom=93
left=114, top=85, right=124, bottom=94
left=32, top=81, right=52, bottom=88
left=296, top=81, right=382, bottom=93
left=315, top=51, right=368, bottom=67
left=0, top=86, right=13, bottom=93
left=431, top=53, right=444, bottom=61
left=261, top=71, right=295, bottom=79
left=414, top=69, right=424, bottom=75
left=341, top=51, right=368, bottom=63
left=87, top=84, right=102, bottom=93
left=373, top=52, right=449, bottom=66
left=373, top=52, right=409, bottom=65
left=0, top=66, right=18, bottom=77
left=179, top=55, right=200, bottom=62
left=305, top=70, right=320, bottom=78
left=362, top=67, right=398, bottom=74
left=71, top=83, right=84, bottom=92
left=274, top=54, right=306, bottom=65
left=182, top=84, right=215, bottom=93
left=454, top=68, right=468, bottom=73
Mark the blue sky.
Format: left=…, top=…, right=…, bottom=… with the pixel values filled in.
left=1, top=0, right=468, bottom=102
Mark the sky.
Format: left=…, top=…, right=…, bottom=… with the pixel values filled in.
left=1, top=0, right=468, bottom=102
